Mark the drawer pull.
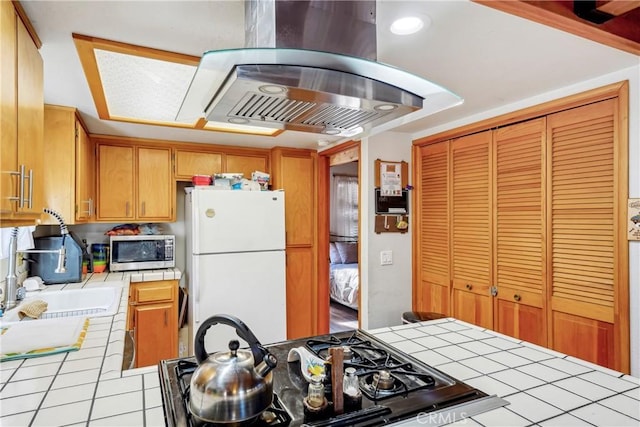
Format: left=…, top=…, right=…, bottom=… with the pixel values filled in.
left=465, top=284, right=472, bottom=290
left=514, top=294, right=521, bottom=302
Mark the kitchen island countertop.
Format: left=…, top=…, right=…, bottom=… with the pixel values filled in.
left=0, top=269, right=181, bottom=426
left=1, top=293, right=638, bottom=426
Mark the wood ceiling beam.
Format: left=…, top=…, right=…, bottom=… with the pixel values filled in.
left=597, top=0, right=640, bottom=16
left=474, top=0, right=640, bottom=56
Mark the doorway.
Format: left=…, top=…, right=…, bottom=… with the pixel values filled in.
left=329, top=162, right=359, bottom=332
left=318, top=141, right=361, bottom=334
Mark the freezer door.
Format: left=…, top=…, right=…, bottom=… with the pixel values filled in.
left=188, top=250, right=287, bottom=356
left=191, top=189, right=285, bottom=254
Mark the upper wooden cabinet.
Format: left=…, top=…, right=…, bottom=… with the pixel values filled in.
left=42, top=105, right=96, bottom=224
left=0, top=1, right=43, bottom=225
left=173, top=147, right=269, bottom=182
left=174, top=150, right=222, bottom=180
left=96, top=141, right=174, bottom=222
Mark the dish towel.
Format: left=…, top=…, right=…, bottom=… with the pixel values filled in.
left=0, top=226, right=35, bottom=260
left=18, top=300, right=48, bottom=320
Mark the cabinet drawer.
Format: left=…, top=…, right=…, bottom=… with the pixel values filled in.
left=131, top=280, right=176, bottom=304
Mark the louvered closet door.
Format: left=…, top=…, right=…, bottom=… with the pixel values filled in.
left=494, top=118, right=546, bottom=346
left=547, top=99, right=617, bottom=368
left=451, top=131, right=493, bottom=328
left=417, top=142, right=450, bottom=315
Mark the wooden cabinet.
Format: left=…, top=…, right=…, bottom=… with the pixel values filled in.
left=414, top=83, right=629, bottom=372
left=450, top=131, right=493, bottom=329
left=226, top=153, right=269, bottom=179
left=174, top=147, right=269, bottom=182
left=174, top=150, right=222, bottom=180
left=42, top=105, right=96, bottom=224
left=546, top=99, right=622, bottom=369
left=127, top=280, right=178, bottom=368
left=415, top=142, right=450, bottom=315
left=271, top=148, right=317, bottom=339
left=493, top=118, right=546, bottom=346
left=0, top=1, right=43, bottom=225
left=96, top=142, right=174, bottom=221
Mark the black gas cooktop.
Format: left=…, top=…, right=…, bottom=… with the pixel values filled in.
left=159, top=329, right=507, bottom=427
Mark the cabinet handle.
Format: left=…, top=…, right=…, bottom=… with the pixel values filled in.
left=81, top=199, right=91, bottom=215
left=141, top=201, right=146, bottom=216
left=19, top=165, right=26, bottom=208
left=514, top=294, right=521, bottom=302
left=89, top=198, right=94, bottom=216
left=465, top=283, right=472, bottom=290
left=126, top=201, right=130, bottom=216
left=8, top=169, right=22, bottom=206
left=164, top=309, right=168, bottom=327
left=26, top=168, right=33, bottom=209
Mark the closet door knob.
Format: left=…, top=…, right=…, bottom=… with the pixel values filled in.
left=514, top=294, right=521, bottom=302
left=465, top=284, right=472, bottom=290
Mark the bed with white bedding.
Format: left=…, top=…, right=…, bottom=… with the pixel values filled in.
left=329, top=240, right=359, bottom=310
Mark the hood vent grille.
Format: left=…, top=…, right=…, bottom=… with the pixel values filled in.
left=230, top=93, right=384, bottom=133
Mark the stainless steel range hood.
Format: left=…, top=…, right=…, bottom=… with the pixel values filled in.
left=177, top=0, right=463, bottom=137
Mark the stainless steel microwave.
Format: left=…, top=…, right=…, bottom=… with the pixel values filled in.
left=109, top=235, right=175, bottom=272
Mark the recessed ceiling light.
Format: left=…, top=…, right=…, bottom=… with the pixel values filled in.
left=390, top=16, right=425, bottom=35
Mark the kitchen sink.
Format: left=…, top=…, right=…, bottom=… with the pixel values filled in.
left=1, top=282, right=124, bottom=324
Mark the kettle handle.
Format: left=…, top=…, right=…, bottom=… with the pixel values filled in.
left=194, top=314, right=266, bottom=365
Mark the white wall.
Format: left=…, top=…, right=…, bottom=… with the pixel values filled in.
left=359, top=132, right=413, bottom=329
left=411, top=65, right=640, bottom=376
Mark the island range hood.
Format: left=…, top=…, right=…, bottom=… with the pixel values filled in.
left=177, top=0, right=463, bottom=137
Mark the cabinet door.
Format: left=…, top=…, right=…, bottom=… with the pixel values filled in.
left=416, top=142, right=450, bottom=315
left=133, top=303, right=177, bottom=368
left=15, top=14, right=43, bottom=219
left=0, top=1, right=17, bottom=216
left=450, top=131, right=493, bottom=328
left=279, top=154, right=315, bottom=245
left=174, top=150, right=222, bottom=181
left=226, top=154, right=268, bottom=179
left=97, top=145, right=134, bottom=220
left=493, top=118, right=546, bottom=346
left=547, top=99, right=618, bottom=369
left=137, top=147, right=172, bottom=220
left=286, top=247, right=315, bottom=339
left=75, top=120, right=95, bottom=221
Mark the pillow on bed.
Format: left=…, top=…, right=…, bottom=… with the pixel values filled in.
left=329, top=242, right=342, bottom=264
left=335, top=241, right=358, bottom=264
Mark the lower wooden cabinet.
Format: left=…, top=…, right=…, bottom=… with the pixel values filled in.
left=127, top=280, right=178, bottom=368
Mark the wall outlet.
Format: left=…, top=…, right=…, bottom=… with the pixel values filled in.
left=380, top=250, right=393, bottom=266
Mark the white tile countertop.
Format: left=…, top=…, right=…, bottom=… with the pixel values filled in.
left=369, top=318, right=640, bottom=427
left=2, top=289, right=638, bottom=427
left=0, top=269, right=181, bottom=427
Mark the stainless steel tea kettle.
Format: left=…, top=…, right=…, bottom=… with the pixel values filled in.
left=189, top=314, right=278, bottom=424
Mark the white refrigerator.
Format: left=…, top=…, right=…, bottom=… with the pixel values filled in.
left=185, top=187, right=287, bottom=355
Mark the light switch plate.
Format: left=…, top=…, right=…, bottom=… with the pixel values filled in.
left=380, top=250, right=393, bottom=265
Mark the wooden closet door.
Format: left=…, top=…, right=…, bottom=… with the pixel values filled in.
left=451, top=131, right=493, bottom=329
left=416, top=142, right=450, bottom=315
left=547, top=99, right=621, bottom=370
left=493, top=118, right=546, bottom=346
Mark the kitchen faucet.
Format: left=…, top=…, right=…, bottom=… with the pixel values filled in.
left=4, top=208, right=68, bottom=310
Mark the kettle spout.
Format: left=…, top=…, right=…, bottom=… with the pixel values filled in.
left=256, top=353, right=277, bottom=378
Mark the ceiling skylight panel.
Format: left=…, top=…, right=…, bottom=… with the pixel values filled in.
left=94, top=49, right=196, bottom=123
